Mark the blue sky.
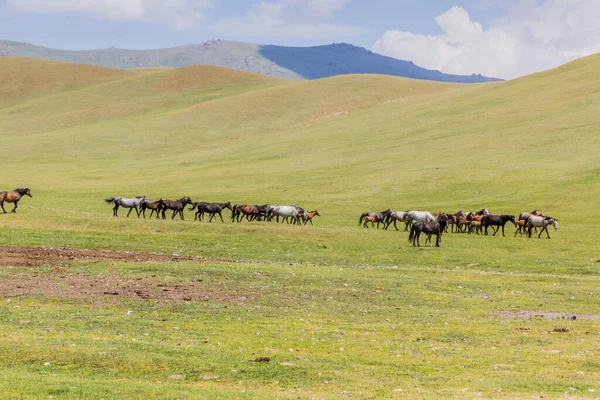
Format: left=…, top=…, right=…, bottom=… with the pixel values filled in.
left=1, top=0, right=599, bottom=79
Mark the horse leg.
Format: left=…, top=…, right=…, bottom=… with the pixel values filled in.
left=113, top=204, right=119, bottom=217
left=492, top=225, right=499, bottom=236
left=127, top=207, right=134, bottom=218
left=11, top=201, right=19, bottom=213
left=218, top=212, right=225, bottom=223
left=501, top=224, right=506, bottom=237
left=436, top=233, right=441, bottom=247
left=0, top=201, right=5, bottom=214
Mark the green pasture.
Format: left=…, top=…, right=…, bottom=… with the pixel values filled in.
left=0, top=56, right=599, bottom=398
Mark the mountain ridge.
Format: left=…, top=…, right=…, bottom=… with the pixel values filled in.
left=0, top=39, right=501, bottom=83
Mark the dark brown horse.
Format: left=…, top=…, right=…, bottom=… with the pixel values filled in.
left=408, top=217, right=448, bottom=247
left=190, top=202, right=232, bottom=223
left=0, top=188, right=32, bottom=213
left=481, top=214, right=516, bottom=237
left=161, top=197, right=193, bottom=220
left=139, top=199, right=164, bottom=219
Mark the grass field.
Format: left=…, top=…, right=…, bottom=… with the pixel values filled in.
left=0, top=56, right=599, bottom=399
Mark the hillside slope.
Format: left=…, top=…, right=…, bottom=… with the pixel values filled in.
left=0, top=39, right=500, bottom=83
left=0, top=56, right=597, bottom=216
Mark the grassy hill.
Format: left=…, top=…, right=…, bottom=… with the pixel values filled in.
left=0, top=56, right=599, bottom=398
left=0, top=39, right=501, bottom=83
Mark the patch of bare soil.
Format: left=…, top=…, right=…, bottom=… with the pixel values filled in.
left=0, top=273, right=258, bottom=304
left=497, top=311, right=600, bottom=321
left=0, top=246, right=232, bottom=267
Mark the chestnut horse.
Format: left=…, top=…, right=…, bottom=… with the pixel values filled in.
left=304, top=210, right=321, bottom=226
left=0, top=188, right=32, bottom=213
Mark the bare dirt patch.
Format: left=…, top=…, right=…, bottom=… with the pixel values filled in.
left=0, top=272, right=258, bottom=304
left=0, top=246, right=231, bottom=267
left=497, top=311, right=600, bottom=321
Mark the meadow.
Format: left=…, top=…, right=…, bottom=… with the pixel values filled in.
left=0, top=56, right=598, bottom=398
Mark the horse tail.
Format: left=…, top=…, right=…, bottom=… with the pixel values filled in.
left=358, top=213, right=366, bottom=226
left=188, top=202, right=197, bottom=211
left=104, top=197, right=116, bottom=204
left=408, top=225, right=415, bottom=243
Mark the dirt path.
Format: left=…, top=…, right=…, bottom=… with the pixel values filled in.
left=0, top=246, right=230, bottom=267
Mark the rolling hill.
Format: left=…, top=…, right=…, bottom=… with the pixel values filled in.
left=0, top=39, right=500, bottom=83
left=0, top=54, right=597, bottom=214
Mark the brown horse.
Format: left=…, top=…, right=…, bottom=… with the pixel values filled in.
left=233, top=204, right=269, bottom=222
left=304, top=210, right=321, bottom=226
left=161, top=197, right=193, bottom=220
left=139, top=199, right=164, bottom=219
left=0, top=188, right=32, bottom=213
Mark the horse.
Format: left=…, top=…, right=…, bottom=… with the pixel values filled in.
left=384, top=211, right=407, bottom=231
left=304, top=210, right=321, bottom=226
left=404, top=210, right=435, bottom=231
left=526, top=216, right=558, bottom=239
left=194, top=202, right=232, bottom=223
left=518, top=210, right=544, bottom=222
left=233, top=204, right=269, bottom=222
left=189, top=202, right=210, bottom=221
left=358, top=209, right=391, bottom=229
left=514, top=219, right=527, bottom=237
left=0, top=188, right=32, bottom=213
left=268, top=205, right=303, bottom=224
left=161, top=197, right=193, bottom=220
left=139, top=199, right=164, bottom=219
left=481, top=214, right=516, bottom=237
left=362, top=215, right=380, bottom=228
left=104, top=196, right=149, bottom=217
left=408, top=217, right=448, bottom=247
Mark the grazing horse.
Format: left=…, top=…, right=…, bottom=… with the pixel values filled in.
left=384, top=211, right=407, bottom=231
left=358, top=209, right=391, bottom=229
left=139, top=199, right=164, bottom=219
left=193, top=202, right=232, bottom=223
left=268, top=205, right=302, bottom=224
left=104, top=196, right=149, bottom=217
left=0, top=188, right=32, bottom=213
left=408, top=217, right=449, bottom=247
left=481, top=214, right=516, bottom=237
left=526, top=216, right=558, bottom=239
left=161, top=197, right=193, bottom=220
left=303, top=210, right=321, bottom=226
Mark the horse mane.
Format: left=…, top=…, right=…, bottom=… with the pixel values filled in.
left=14, top=188, right=29, bottom=195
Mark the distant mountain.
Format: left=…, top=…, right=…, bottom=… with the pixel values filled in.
left=0, top=39, right=501, bottom=83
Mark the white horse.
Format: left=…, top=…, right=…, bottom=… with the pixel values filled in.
left=268, top=205, right=302, bottom=224
left=405, top=210, right=435, bottom=230
left=104, top=196, right=149, bottom=217
left=526, top=216, right=558, bottom=238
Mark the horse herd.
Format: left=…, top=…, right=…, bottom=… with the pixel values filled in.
left=103, top=196, right=321, bottom=225
left=359, top=209, right=559, bottom=247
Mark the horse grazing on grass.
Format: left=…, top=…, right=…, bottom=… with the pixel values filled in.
left=161, top=197, right=193, bottom=220
left=358, top=209, right=391, bottom=229
left=0, top=188, right=32, bottom=213
left=191, top=202, right=232, bottom=223
left=481, top=214, right=516, bottom=237
left=408, top=217, right=449, bottom=247
left=104, top=196, right=149, bottom=217
left=526, top=216, right=558, bottom=239
left=139, top=199, right=164, bottom=219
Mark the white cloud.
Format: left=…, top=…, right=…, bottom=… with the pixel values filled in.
left=6, top=0, right=212, bottom=30
left=372, top=2, right=600, bottom=79
left=212, top=0, right=365, bottom=41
